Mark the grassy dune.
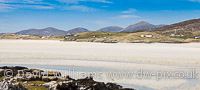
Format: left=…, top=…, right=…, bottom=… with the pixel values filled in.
left=1, top=31, right=200, bottom=43
left=67, top=31, right=200, bottom=43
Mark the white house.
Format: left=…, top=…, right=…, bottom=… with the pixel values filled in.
left=42, top=36, right=46, bottom=39
left=170, top=34, right=176, bottom=37
left=181, top=35, right=185, bottom=37
left=195, top=36, right=200, bottom=39
left=140, top=35, right=145, bottom=38
left=145, top=34, right=153, bottom=38
left=65, top=36, right=69, bottom=39
left=74, top=34, right=78, bottom=37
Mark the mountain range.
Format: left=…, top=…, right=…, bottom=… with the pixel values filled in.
left=97, top=21, right=166, bottom=33
left=16, top=21, right=166, bottom=36
left=15, top=19, right=200, bottom=36
left=97, top=26, right=123, bottom=32
left=16, top=27, right=90, bottom=36
left=16, top=27, right=67, bottom=36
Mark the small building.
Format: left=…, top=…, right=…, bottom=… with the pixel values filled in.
left=181, top=35, right=185, bottom=37
left=65, top=36, right=69, bottom=39
left=195, top=36, right=200, bottom=39
left=145, top=34, right=153, bottom=38
left=170, top=34, right=176, bottom=37
left=42, top=36, right=46, bottom=39
left=74, top=34, right=78, bottom=37
left=140, top=35, right=145, bottom=38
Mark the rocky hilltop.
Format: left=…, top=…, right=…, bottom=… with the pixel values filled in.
left=150, top=18, right=200, bottom=35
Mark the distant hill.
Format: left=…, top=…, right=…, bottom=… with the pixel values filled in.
left=66, top=28, right=90, bottom=34
left=16, top=27, right=67, bottom=36
left=16, top=27, right=90, bottom=36
left=150, top=18, right=200, bottom=35
left=97, top=26, right=123, bottom=32
left=122, top=21, right=166, bottom=32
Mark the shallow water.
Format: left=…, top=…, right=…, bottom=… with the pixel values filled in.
left=120, top=83, right=155, bottom=90
left=0, top=64, right=157, bottom=89
left=0, top=64, right=110, bottom=71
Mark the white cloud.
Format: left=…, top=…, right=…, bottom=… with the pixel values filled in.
left=0, top=0, right=106, bottom=12
left=0, top=0, right=43, bottom=4
left=17, top=5, right=54, bottom=9
left=64, top=5, right=97, bottom=12
left=0, top=0, right=54, bottom=11
left=57, top=0, right=113, bottom=4
left=57, top=0, right=79, bottom=4
left=189, top=0, right=200, bottom=2
left=121, top=8, right=136, bottom=13
left=0, top=3, right=15, bottom=12
left=113, top=15, right=140, bottom=19
left=91, top=0, right=112, bottom=3
left=0, top=0, right=7, bottom=3
left=23, top=0, right=43, bottom=3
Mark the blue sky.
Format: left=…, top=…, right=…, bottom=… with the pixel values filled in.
left=0, top=0, right=200, bottom=33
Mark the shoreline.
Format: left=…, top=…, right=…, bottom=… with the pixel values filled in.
left=0, top=66, right=136, bottom=90
left=0, top=62, right=199, bottom=90
left=1, top=39, right=199, bottom=44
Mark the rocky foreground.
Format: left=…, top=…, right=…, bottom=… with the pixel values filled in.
left=0, top=66, right=135, bottom=90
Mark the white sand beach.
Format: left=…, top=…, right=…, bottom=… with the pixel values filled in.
left=0, top=40, right=200, bottom=90
left=0, top=40, right=200, bottom=66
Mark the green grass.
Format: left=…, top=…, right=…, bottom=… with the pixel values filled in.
left=172, top=36, right=188, bottom=39
left=73, top=31, right=116, bottom=39
left=65, top=31, right=129, bottom=40
left=0, top=76, right=5, bottom=81
left=63, top=31, right=200, bottom=43
left=19, top=81, right=47, bottom=90
left=25, top=85, right=46, bottom=90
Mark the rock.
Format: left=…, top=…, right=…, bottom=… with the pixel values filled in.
left=0, top=69, right=4, bottom=77
left=54, top=77, right=135, bottom=90
left=0, top=66, right=136, bottom=90
left=0, top=66, right=28, bottom=76
left=106, top=83, right=123, bottom=90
